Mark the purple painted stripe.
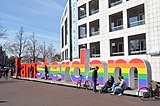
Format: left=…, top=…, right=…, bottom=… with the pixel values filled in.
left=61, top=74, right=65, bottom=81
left=36, top=73, right=43, bottom=79
left=139, top=79, right=147, bottom=89
left=124, top=78, right=129, bottom=87
left=71, top=75, right=82, bottom=83
left=50, top=74, right=58, bottom=80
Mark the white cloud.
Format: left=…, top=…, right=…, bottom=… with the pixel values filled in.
left=0, top=11, right=27, bottom=25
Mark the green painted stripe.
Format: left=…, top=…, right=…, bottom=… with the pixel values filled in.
left=108, top=73, right=114, bottom=77
left=50, top=71, right=60, bottom=74
left=50, top=69, right=60, bottom=71
left=37, top=70, right=43, bottom=73
left=122, top=73, right=129, bottom=78
left=71, top=72, right=85, bottom=76
left=139, top=74, right=147, bottom=80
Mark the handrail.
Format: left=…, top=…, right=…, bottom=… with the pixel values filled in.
left=91, top=31, right=99, bottom=36
left=112, top=52, right=124, bottom=55
left=112, top=25, right=123, bottom=31
left=80, top=34, right=87, bottom=38
left=92, top=54, right=100, bottom=57
left=90, top=9, right=99, bottom=14
left=79, top=14, right=86, bottom=19
left=110, top=0, right=122, bottom=7
left=130, top=50, right=146, bottom=54
left=129, top=19, right=145, bottom=26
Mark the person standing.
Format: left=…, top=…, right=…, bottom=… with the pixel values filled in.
left=4, top=67, right=9, bottom=79
left=92, top=66, right=99, bottom=93
left=44, top=65, right=49, bottom=80
left=10, top=67, right=14, bottom=78
left=30, top=66, right=33, bottom=78
left=16, top=66, right=22, bottom=78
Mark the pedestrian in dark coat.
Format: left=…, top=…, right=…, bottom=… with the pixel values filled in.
left=92, top=66, right=99, bottom=92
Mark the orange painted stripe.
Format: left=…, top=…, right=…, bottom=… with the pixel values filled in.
left=108, top=63, right=146, bottom=68
left=71, top=64, right=85, bottom=67
left=129, top=59, right=144, bottom=63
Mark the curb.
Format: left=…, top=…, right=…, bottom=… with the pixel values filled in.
left=14, top=77, right=139, bottom=97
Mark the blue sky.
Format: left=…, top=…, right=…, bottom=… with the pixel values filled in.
left=0, top=0, right=66, bottom=52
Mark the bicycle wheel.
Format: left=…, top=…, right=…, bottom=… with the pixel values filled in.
left=76, top=80, right=81, bottom=88
left=85, top=81, right=92, bottom=90
left=138, top=87, right=152, bottom=101
left=154, top=86, right=160, bottom=100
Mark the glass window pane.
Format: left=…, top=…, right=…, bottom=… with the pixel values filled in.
left=130, top=40, right=140, bottom=51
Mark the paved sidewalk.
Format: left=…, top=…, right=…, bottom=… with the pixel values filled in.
left=1, top=79, right=159, bottom=106
left=16, top=77, right=139, bottom=96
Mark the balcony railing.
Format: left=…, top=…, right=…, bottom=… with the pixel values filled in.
left=91, top=54, right=100, bottom=57
left=130, top=50, right=146, bottom=54
left=79, top=14, right=86, bottom=19
left=90, top=9, right=99, bottom=15
left=112, top=51, right=124, bottom=55
left=111, top=25, right=123, bottom=31
left=79, top=34, right=87, bottom=39
left=129, top=19, right=145, bottom=27
left=110, top=0, right=122, bottom=7
left=91, top=30, right=100, bottom=36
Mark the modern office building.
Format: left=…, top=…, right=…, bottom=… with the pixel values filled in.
left=60, top=0, right=160, bottom=88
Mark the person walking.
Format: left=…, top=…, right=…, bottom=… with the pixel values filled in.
left=92, top=66, right=99, bottom=93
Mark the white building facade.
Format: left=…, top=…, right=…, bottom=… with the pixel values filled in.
left=60, top=0, right=160, bottom=87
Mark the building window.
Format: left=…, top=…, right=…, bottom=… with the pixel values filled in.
left=61, top=26, right=64, bottom=48
left=78, top=4, right=86, bottom=20
left=89, top=0, right=99, bottom=16
left=110, top=37, right=124, bottom=56
left=90, top=42, right=100, bottom=58
left=62, top=51, right=64, bottom=61
left=65, top=19, right=68, bottom=45
left=79, top=44, right=87, bottom=58
left=78, top=24, right=87, bottom=39
left=108, top=0, right=122, bottom=8
left=109, top=11, right=123, bottom=32
left=127, top=4, right=145, bottom=28
left=89, top=19, right=100, bottom=37
left=65, top=49, right=68, bottom=60
left=128, top=34, right=146, bottom=55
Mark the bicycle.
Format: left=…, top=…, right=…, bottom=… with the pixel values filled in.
left=138, top=81, right=160, bottom=101
left=76, top=75, right=92, bottom=90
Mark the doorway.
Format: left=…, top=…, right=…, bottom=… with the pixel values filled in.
left=114, top=67, right=122, bottom=83
left=130, top=67, right=138, bottom=89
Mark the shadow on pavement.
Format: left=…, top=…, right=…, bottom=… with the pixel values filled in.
left=0, top=80, right=20, bottom=85
left=0, top=100, right=7, bottom=103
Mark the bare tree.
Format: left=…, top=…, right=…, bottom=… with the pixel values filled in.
left=0, top=21, right=7, bottom=38
left=39, top=41, right=47, bottom=61
left=8, top=27, right=28, bottom=58
left=26, top=33, right=41, bottom=62
left=38, top=42, right=56, bottom=62
left=52, top=53, right=61, bottom=62
left=47, top=44, right=56, bottom=62
left=7, top=56, right=16, bottom=67
left=1, top=41, right=10, bottom=51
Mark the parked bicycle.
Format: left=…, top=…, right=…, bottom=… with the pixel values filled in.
left=76, top=75, right=92, bottom=90
left=138, top=81, right=160, bottom=101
